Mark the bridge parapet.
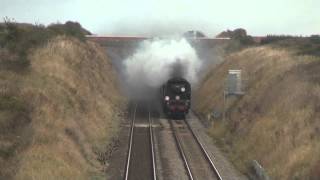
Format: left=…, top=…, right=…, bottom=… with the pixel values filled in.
left=86, top=35, right=230, bottom=47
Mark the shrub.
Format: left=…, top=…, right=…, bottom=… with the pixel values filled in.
left=261, top=35, right=320, bottom=57
left=0, top=95, right=27, bottom=112
left=224, top=36, right=256, bottom=53
left=310, top=35, right=320, bottom=44
left=218, top=28, right=256, bottom=53
left=48, top=21, right=90, bottom=41
left=261, top=35, right=295, bottom=44
left=0, top=19, right=90, bottom=71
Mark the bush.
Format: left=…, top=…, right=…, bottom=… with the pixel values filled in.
left=218, top=28, right=256, bottom=53
left=310, top=35, right=320, bottom=44
left=48, top=21, right=90, bottom=41
left=0, top=95, right=27, bottom=112
left=0, top=19, right=90, bottom=71
left=261, top=35, right=320, bottom=57
left=0, top=22, right=46, bottom=70
left=261, top=35, right=295, bottom=44
left=224, top=35, right=256, bottom=53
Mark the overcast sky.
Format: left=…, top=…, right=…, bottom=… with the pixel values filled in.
left=1, top=0, right=319, bottom=36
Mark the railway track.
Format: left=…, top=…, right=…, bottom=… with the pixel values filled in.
left=124, top=104, right=157, bottom=180
left=169, top=118, right=223, bottom=180
left=123, top=103, right=222, bottom=180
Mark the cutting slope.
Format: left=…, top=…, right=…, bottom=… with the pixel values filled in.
left=0, top=36, right=125, bottom=180
left=194, top=46, right=320, bottom=179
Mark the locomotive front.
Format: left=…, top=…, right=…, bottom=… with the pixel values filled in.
left=162, top=77, right=191, bottom=117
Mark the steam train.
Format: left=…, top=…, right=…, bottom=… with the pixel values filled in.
left=161, top=77, right=191, bottom=117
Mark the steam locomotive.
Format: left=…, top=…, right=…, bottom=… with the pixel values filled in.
left=161, top=77, right=191, bottom=117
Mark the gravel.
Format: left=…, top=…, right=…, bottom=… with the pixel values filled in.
left=155, top=118, right=189, bottom=180
left=186, top=112, right=248, bottom=180
left=105, top=107, right=248, bottom=180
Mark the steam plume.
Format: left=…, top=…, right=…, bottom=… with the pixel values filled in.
left=123, top=38, right=201, bottom=100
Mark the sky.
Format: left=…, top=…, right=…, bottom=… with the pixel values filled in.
left=0, top=0, right=319, bottom=36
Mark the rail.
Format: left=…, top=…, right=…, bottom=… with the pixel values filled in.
left=169, top=120, right=195, bottom=180
left=123, top=104, right=137, bottom=180
left=184, top=119, right=223, bottom=180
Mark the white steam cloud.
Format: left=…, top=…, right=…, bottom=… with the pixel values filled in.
left=123, top=38, right=201, bottom=99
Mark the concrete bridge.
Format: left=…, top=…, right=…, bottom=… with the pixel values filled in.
left=86, top=35, right=231, bottom=47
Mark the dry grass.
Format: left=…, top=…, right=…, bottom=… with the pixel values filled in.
left=195, top=46, right=320, bottom=179
left=0, top=36, right=126, bottom=179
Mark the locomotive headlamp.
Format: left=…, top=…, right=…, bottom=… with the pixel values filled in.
left=181, top=87, right=186, bottom=92
left=165, top=96, right=170, bottom=101
left=175, top=96, right=180, bottom=100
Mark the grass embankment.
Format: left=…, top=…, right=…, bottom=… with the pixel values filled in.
left=194, top=45, right=320, bottom=179
left=0, top=22, right=125, bottom=179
